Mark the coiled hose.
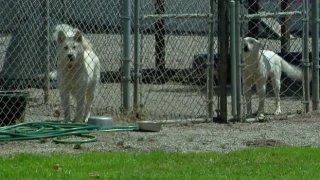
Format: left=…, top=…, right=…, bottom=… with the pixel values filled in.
left=0, top=121, right=138, bottom=144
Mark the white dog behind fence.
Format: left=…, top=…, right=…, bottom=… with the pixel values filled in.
left=242, top=37, right=303, bottom=117
left=53, top=24, right=100, bottom=123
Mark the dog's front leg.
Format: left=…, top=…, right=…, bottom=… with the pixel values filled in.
left=256, top=81, right=266, bottom=115
left=74, top=90, right=86, bottom=123
left=244, top=84, right=252, bottom=116
left=271, top=78, right=281, bottom=115
left=84, top=89, right=95, bottom=123
left=60, top=90, right=71, bottom=121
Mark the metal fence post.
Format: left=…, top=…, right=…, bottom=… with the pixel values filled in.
left=235, top=0, right=242, bottom=120
left=311, top=0, right=319, bottom=111
left=217, top=0, right=228, bottom=123
left=43, top=0, right=51, bottom=104
left=122, top=0, right=132, bottom=113
left=207, top=0, right=215, bottom=121
left=133, top=0, right=140, bottom=112
left=230, top=0, right=237, bottom=119
left=303, top=0, right=310, bottom=112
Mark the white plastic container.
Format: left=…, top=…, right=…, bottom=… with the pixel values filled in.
left=138, top=121, right=162, bottom=132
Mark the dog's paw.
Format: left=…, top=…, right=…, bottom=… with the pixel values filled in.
left=274, top=109, right=281, bottom=115
left=255, top=111, right=264, bottom=116
left=257, top=113, right=265, bottom=121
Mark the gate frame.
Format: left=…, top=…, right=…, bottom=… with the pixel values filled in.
left=235, top=0, right=311, bottom=121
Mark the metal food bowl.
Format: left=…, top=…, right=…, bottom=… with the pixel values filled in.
left=137, top=121, right=162, bottom=132
left=87, top=116, right=113, bottom=129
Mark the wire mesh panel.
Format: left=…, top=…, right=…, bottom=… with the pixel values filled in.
left=240, top=0, right=308, bottom=119
left=0, top=0, right=123, bottom=125
left=0, top=0, right=220, bottom=126
left=137, top=0, right=219, bottom=121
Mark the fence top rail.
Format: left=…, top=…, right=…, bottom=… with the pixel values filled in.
left=244, top=11, right=302, bottom=19
left=141, top=13, right=213, bottom=20
left=141, top=11, right=302, bottom=21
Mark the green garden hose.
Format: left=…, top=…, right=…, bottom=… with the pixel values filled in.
left=0, top=121, right=138, bottom=144
left=53, top=134, right=98, bottom=144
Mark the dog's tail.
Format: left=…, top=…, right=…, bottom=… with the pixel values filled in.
left=281, top=59, right=303, bottom=80
left=37, top=70, right=57, bottom=81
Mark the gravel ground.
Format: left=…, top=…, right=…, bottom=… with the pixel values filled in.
left=0, top=112, right=319, bottom=155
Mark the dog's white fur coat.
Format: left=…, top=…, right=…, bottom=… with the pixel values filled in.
left=243, top=37, right=303, bottom=116
left=54, top=24, right=100, bottom=123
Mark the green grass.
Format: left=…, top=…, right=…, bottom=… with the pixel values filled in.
left=1, top=147, right=320, bottom=179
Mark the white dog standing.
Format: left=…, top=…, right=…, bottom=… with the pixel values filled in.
left=54, top=24, right=100, bottom=123
left=243, top=37, right=303, bottom=116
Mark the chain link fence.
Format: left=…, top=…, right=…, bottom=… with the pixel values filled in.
left=137, top=0, right=218, bottom=121
left=0, top=0, right=124, bottom=126
left=0, top=0, right=317, bottom=126
left=0, top=0, right=220, bottom=126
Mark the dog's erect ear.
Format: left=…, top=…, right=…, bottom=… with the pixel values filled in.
left=254, top=38, right=261, bottom=47
left=56, top=31, right=66, bottom=44
left=74, top=31, right=83, bottom=43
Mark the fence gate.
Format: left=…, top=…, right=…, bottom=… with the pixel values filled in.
left=0, top=0, right=222, bottom=126
left=0, top=0, right=124, bottom=126
left=238, top=0, right=311, bottom=120
left=135, top=0, right=219, bottom=122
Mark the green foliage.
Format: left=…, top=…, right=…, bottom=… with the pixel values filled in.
left=0, top=147, right=320, bottom=179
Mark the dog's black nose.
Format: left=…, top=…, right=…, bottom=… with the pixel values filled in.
left=67, top=54, right=73, bottom=61
left=243, top=46, right=249, bottom=52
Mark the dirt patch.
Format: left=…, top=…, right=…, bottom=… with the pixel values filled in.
left=0, top=113, right=320, bottom=154
left=245, top=139, right=287, bottom=147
